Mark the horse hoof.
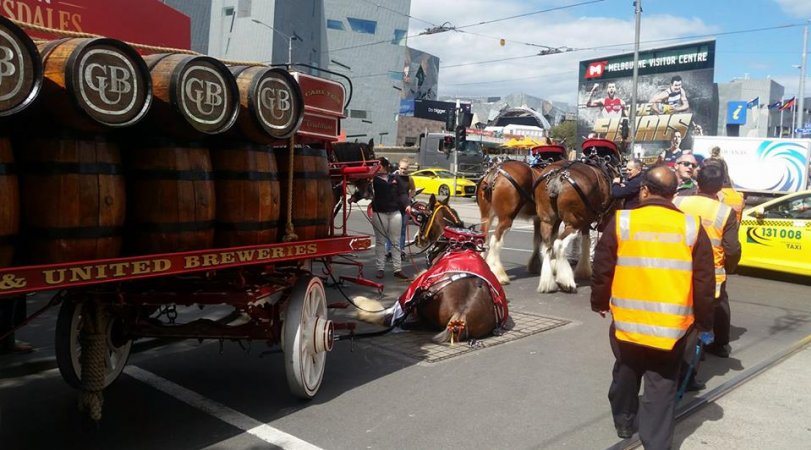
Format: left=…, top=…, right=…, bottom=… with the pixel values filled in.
left=497, top=276, right=511, bottom=285
left=558, top=283, right=578, bottom=293
left=537, top=285, right=558, bottom=294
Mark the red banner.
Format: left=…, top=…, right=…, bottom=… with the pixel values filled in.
left=0, top=236, right=371, bottom=297
left=2, top=0, right=191, bottom=49
left=293, top=72, right=346, bottom=117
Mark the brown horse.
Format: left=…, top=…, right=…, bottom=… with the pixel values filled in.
left=477, top=143, right=567, bottom=284
left=354, top=195, right=510, bottom=343
left=532, top=140, right=621, bottom=293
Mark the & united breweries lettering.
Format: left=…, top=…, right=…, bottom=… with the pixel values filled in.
left=0, top=242, right=321, bottom=292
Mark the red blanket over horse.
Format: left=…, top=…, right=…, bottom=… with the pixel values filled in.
left=392, top=249, right=509, bottom=326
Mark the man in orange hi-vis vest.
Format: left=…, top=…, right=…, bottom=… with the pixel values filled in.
left=591, top=166, right=715, bottom=449
left=674, top=164, right=741, bottom=360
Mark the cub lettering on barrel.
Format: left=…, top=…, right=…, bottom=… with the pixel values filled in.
left=38, top=37, right=152, bottom=131
left=144, top=54, right=239, bottom=138
left=0, top=15, right=43, bottom=116
left=229, top=66, right=303, bottom=143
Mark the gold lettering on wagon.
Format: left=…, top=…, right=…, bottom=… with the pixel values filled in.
left=41, top=259, right=172, bottom=286
left=182, top=244, right=319, bottom=269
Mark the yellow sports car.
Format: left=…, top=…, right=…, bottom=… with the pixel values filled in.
left=738, top=190, right=811, bottom=276
left=411, top=168, right=477, bottom=198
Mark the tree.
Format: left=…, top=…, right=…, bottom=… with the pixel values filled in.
left=549, top=120, right=576, bottom=148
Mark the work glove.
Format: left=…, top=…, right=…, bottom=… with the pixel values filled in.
left=698, top=331, right=715, bottom=346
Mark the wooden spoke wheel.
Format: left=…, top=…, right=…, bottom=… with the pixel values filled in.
left=55, top=299, right=132, bottom=390
left=282, top=275, right=334, bottom=399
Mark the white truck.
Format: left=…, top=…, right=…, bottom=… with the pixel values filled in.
left=692, top=136, right=811, bottom=195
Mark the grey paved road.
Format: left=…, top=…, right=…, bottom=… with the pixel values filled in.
left=1, top=196, right=810, bottom=450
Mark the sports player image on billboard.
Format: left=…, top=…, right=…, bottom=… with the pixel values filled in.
left=577, top=41, right=717, bottom=159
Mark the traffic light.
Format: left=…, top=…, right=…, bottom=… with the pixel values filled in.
left=620, top=118, right=630, bottom=141
left=445, top=111, right=455, bottom=132
left=455, top=125, right=466, bottom=150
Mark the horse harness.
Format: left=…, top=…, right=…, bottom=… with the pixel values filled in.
left=534, top=158, right=619, bottom=223
left=480, top=163, right=536, bottom=205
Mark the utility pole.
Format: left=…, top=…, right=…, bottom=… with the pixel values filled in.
left=452, top=99, right=460, bottom=198
left=628, top=0, right=643, bottom=154
left=796, top=21, right=809, bottom=135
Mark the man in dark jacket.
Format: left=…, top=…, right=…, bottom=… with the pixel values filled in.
left=591, top=166, right=715, bottom=449
left=371, top=158, right=411, bottom=281
left=611, top=158, right=643, bottom=209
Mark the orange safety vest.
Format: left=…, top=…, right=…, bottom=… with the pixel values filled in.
left=610, top=206, right=699, bottom=350
left=718, top=187, right=744, bottom=223
left=673, top=195, right=732, bottom=298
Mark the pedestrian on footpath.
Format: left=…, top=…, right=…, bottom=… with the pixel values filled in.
left=612, top=158, right=644, bottom=210
left=591, top=166, right=715, bottom=449
left=674, top=164, right=741, bottom=360
left=371, top=157, right=411, bottom=281
left=385, top=158, right=416, bottom=261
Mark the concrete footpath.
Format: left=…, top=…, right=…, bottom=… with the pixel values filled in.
left=671, top=343, right=811, bottom=449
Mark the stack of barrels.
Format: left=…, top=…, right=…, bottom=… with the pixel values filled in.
left=0, top=16, right=333, bottom=269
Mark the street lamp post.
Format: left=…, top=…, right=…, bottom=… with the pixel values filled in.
left=629, top=0, right=642, bottom=154
left=796, top=21, right=809, bottom=136
left=251, top=18, right=301, bottom=69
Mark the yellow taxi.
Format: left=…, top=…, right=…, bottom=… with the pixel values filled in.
left=738, top=190, right=811, bottom=276
left=411, top=168, right=477, bottom=198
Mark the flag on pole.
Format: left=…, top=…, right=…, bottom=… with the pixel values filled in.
left=767, top=100, right=783, bottom=110
left=780, top=97, right=796, bottom=111
left=747, top=97, right=759, bottom=109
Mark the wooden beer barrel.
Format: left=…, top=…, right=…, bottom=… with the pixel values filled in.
left=211, top=143, right=280, bottom=247
left=143, top=54, right=239, bottom=139
left=0, top=15, right=43, bottom=117
left=0, top=138, right=18, bottom=266
left=276, top=146, right=333, bottom=241
left=18, top=134, right=125, bottom=263
left=229, top=66, right=304, bottom=143
left=127, top=141, right=215, bottom=253
left=37, top=37, right=152, bottom=132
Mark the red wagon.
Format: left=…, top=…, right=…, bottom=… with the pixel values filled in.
left=0, top=18, right=379, bottom=420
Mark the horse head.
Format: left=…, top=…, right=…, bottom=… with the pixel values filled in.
left=413, top=194, right=463, bottom=251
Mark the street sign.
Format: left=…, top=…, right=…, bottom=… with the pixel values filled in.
left=796, top=128, right=811, bottom=135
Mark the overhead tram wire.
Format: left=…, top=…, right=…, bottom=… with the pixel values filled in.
left=331, top=0, right=603, bottom=53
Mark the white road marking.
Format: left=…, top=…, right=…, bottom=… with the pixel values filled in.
left=502, top=247, right=533, bottom=253
left=124, top=366, right=322, bottom=450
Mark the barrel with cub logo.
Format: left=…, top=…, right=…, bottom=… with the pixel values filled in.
left=143, top=54, right=239, bottom=139
left=0, top=15, right=43, bottom=117
left=229, top=65, right=303, bottom=143
left=37, top=37, right=152, bottom=132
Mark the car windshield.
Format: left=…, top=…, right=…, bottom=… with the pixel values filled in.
left=434, top=170, right=454, bottom=178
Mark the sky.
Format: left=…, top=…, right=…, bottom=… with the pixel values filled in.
left=401, top=0, right=811, bottom=104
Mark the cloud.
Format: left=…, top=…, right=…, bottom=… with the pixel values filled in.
left=773, top=0, right=811, bottom=17
left=406, top=2, right=718, bottom=104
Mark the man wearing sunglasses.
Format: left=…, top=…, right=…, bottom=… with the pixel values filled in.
left=674, top=154, right=699, bottom=196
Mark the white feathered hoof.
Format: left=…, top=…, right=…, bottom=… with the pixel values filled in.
left=536, top=274, right=558, bottom=293
left=352, top=296, right=388, bottom=326
left=557, top=280, right=578, bottom=293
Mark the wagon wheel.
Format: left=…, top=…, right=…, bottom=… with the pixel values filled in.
left=282, top=274, right=334, bottom=399
left=55, top=299, right=132, bottom=390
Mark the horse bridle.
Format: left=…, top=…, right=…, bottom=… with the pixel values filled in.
left=418, top=203, right=462, bottom=244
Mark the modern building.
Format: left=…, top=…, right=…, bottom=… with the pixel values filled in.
left=716, top=78, right=788, bottom=138
left=324, top=0, right=412, bottom=145
left=165, top=0, right=411, bottom=146
left=444, top=93, right=575, bottom=129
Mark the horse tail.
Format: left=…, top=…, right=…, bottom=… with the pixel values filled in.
left=352, top=296, right=394, bottom=326
left=546, top=173, right=564, bottom=198
left=431, top=311, right=465, bottom=344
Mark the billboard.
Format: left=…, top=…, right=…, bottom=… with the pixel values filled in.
left=1, top=0, right=191, bottom=49
left=402, top=47, right=439, bottom=101
left=577, top=41, right=716, bottom=158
